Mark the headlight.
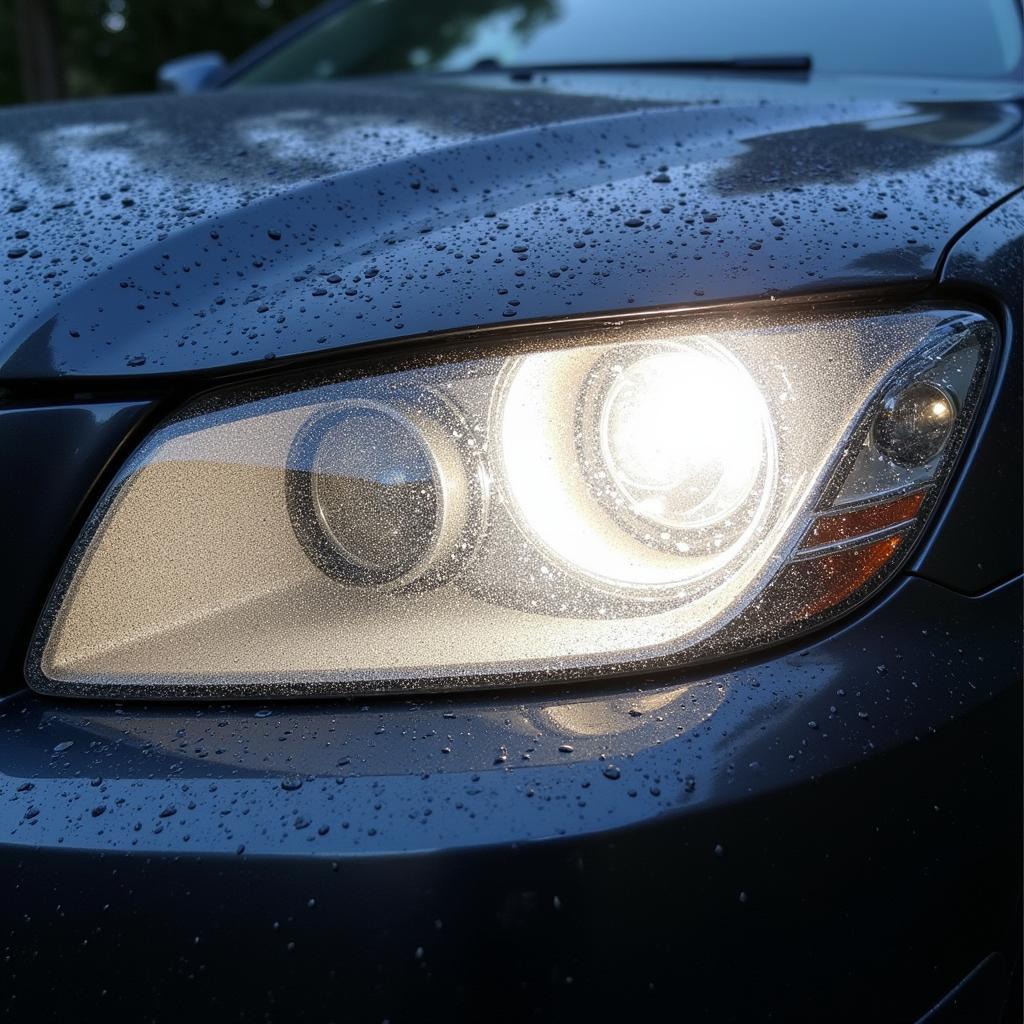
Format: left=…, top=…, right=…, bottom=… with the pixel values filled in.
left=28, top=304, right=995, bottom=699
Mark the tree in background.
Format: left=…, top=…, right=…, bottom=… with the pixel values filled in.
left=15, top=0, right=64, bottom=102
left=1, top=0, right=323, bottom=105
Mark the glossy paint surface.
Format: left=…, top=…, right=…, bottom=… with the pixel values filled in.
left=0, top=63, right=1020, bottom=1024
left=0, top=75, right=1020, bottom=381
left=0, top=577, right=1019, bottom=1021
left=912, top=192, right=1024, bottom=593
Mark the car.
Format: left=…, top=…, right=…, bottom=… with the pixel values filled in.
left=1, top=1, right=1021, bottom=1021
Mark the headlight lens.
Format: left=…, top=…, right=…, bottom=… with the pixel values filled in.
left=29, top=305, right=995, bottom=699
left=493, top=337, right=777, bottom=594
left=594, top=342, right=770, bottom=530
left=287, top=392, right=486, bottom=590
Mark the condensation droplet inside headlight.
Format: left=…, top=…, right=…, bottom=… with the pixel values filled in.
left=28, top=305, right=995, bottom=699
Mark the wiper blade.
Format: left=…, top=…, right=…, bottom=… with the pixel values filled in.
left=467, top=56, right=812, bottom=78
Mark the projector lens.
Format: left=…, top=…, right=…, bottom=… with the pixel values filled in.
left=596, top=342, right=770, bottom=531
left=313, top=404, right=437, bottom=578
left=873, top=381, right=957, bottom=467
left=288, top=393, right=482, bottom=589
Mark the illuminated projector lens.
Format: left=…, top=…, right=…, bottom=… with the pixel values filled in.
left=872, top=381, right=957, bottom=467
left=574, top=339, right=774, bottom=559
left=287, top=394, right=483, bottom=589
left=497, top=337, right=778, bottom=595
left=596, top=343, right=769, bottom=526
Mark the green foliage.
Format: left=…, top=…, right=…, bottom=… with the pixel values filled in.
left=0, top=0, right=324, bottom=106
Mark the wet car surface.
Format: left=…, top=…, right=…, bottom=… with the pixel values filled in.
left=0, top=5, right=1021, bottom=1021
left=1, top=78, right=1021, bottom=379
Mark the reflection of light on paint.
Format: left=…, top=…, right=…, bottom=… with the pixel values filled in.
left=238, top=113, right=471, bottom=175
left=538, top=680, right=728, bottom=738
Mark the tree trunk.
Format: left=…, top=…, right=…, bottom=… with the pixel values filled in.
left=16, top=0, right=64, bottom=102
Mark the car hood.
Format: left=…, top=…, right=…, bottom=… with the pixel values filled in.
left=0, top=75, right=1020, bottom=381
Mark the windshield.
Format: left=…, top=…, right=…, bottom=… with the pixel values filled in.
left=230, top=0, right=1023, bottom=86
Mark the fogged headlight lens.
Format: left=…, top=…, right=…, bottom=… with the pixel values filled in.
left=29, top=305, right=995, bottom=698
left=287, top=392, right=487, bottom=590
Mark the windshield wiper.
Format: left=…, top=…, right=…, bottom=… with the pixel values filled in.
left=466, top=56, right=812, bottom=79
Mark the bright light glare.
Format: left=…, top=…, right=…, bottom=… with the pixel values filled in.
left=600, top=344, right=769, bottom=529
left=497, top=338, right=774, bottom=591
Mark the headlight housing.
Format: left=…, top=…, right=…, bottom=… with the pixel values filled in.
left=28, top=304, right=995, bottom=699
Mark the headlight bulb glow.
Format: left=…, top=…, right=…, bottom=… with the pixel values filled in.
left=496, top=337, right=777, bottom=597
left=595, top=342, right=771, bottom=531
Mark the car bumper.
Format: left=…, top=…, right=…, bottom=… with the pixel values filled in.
left=1, top=573, right=1019, bottom=1023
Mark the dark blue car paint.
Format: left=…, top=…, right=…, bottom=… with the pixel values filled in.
left=0, top=69, right=1020, bottom=1023
left=911, top=191, right=1024, bottom=594
left=0, top=578, right=1019, bottom=1022
left=0, top=80, right=1020, bottom=382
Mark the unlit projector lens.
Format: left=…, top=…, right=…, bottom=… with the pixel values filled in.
left=310, top=404, right=438, bottom=579
left=287, top=395, right=481, bottom=588
left=873, top=381, right=957, bottom=467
